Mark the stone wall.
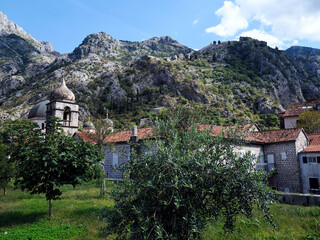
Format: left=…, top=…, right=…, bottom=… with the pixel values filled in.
left=284, top=117, right=299, bottom=129
left=264, top=141, right=301, bottom=193
left=276, top=193, right=320, bottom=206
left=104, top=144, right=130, bottom=179
left=46, top=100, right=79, bottom=136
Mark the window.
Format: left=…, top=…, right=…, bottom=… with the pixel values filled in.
left=63, top=106, right=71, bottom=121
left=41, top=123, right=45, bottom=130
left=309, top=157, right=317, bottom=163
left=112, top=153, right=118, bottom=167
left=267, top=154, right=274, bottom=164
left=302, top=156, right=320, bottom=164
left=281, top=152, right=287, bottom=160
left=309, top=178, right=319, bottom=190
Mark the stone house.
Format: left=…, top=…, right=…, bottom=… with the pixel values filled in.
left=299, top=133, right=320, bottom=194
left=76, top=123, right=320, bottom=194
left=256, top=129, right=309, bottom=193
left=279, top=100, right=320, bottom=129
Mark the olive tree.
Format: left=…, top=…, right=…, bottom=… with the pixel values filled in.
left=10, top=118, right=103, bottom=217
left=102, top=108, right=274, bottom=239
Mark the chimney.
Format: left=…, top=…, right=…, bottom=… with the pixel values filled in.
left=131, top=126, right=138, bottom=143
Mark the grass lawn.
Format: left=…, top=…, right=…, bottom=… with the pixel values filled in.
left=0, top=180, right=319, bottom=240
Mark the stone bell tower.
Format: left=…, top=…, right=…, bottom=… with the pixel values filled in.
left=46, top=79, right=79, bottom=136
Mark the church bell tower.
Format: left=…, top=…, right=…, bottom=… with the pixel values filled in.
left=46, top=79, right=79, bottom=136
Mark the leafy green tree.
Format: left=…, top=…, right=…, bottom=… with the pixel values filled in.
left=259, top=114, right=280, bottom=130
left=0, top=119, right=37, bottom=196
left=102, top=108, right=274, bottom=239
left=11, top=118, right=103, bottom=217
left=297, top=110, right=320, bottom=134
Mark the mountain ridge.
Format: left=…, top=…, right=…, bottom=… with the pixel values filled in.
left=1, top=11, right=320, bottom=129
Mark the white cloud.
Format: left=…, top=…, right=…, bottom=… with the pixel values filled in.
left=208, top=0, right=320, bottom=46
left=205, top=1, right=248, bottom=37
left=193, top=19, right=199, bottom=25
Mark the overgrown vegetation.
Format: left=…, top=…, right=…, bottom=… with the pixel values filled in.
left=1, top=181, right=319, bottom=239
left=102, top=108, right=274, bottom=239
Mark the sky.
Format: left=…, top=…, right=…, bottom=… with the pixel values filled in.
left=2, top=0, right=320, bottom=53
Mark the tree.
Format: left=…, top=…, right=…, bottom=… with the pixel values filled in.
left=297, top=110, right=320, bottom=134
left=11, top=118, right=103, bottom=217
left=102, top=108, right=274, bottom=239
left=259, top=114, right=280, bottom=130
left=0, top=119, right=36, bottom=196
left=89, top=117, right=113, bottom=198
left=0, top=143, right=13, bottom=196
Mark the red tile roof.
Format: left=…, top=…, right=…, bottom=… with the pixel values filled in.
left=282, top=101, right=320, bottom=117
left=76, top=125, right=305, bottom=146
left=197, top=123, right=259, bottom=137
left=303, top=133, right=320, bottom=152
left=256, top=128, right=303, bottom=144
left=104, top=127, right=153, bottom=143
left=75, top=132, right=97, bottom=144
left=75, top=127, right=154, bottom=144
left=197, top=124, right=303, bottom=144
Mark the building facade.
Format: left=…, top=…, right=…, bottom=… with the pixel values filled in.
left=29, top=79, right=79, bottom=136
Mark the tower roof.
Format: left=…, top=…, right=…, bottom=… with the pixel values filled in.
left=51, top=79, right=75, bottom=101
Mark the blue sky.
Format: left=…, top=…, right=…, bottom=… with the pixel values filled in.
left=2, top=0, right=320, bottom=53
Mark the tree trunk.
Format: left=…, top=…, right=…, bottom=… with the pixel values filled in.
left=3, top=187, right=6, bottom=196
left=49, top=199, right=53, bottom=217
left=100, top=178, right=106, bottom=198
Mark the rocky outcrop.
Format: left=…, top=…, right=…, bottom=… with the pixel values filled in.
left=1, top=11, right=320, bottom=126
left=0, top=11, right=55, bottom=53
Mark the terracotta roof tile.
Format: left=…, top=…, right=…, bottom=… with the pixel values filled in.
left=104, top=127, right=153, bottom=143
left=197, top=123, right=258, bottom=137
left=283, top=101, right=320, bottom=117
left=75, top=127, right=154, bottom=144
left=303, top=133, right=320, bottom=152
left=256, top=128, right=303, bottom=143
left=75, top=132, right=97, bottom=144
left=76, top=125, right=304, bottom=145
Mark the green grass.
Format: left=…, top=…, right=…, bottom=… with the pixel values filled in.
left=0, top=180, right=114, bottom=240
left=202, top=204, right=320, bottom=240
left=0, top=181, right=319, bottom=240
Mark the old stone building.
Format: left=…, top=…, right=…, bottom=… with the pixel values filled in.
left=28, top=79, right=79, bottom=135
left=77, top=124, right=320, bottom=194
left=279, top=100, right=320, bottom=129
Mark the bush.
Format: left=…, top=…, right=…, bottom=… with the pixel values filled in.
left=102, top=108, right=274, bottom=239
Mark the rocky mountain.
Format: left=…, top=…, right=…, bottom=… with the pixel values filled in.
left=285, top=46, right=320, bottom=57
left=0, top=11, right=320, bottom=129
left=285, top=46, right=320, bottom=100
